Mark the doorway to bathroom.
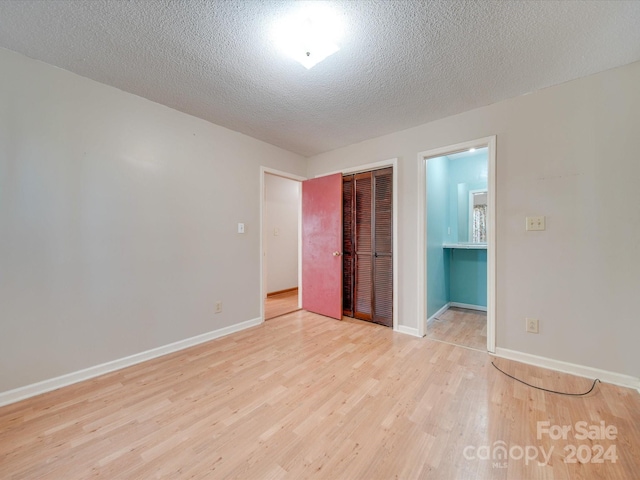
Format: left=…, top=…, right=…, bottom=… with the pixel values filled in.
left=417, top=137, right=496, bottom=352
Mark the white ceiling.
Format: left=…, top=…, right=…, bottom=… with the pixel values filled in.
left=1, top=1, right=640, bottom=157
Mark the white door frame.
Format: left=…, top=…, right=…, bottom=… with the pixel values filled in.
left=416, top=137, right=496, bottom=352
left=321, top=158, right=399, bottom=332
left=260, top=167, right=306, bottom=322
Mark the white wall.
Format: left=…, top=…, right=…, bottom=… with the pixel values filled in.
left=0, top=48, right=306, bottom=393
left=264, top=174, right=299, bottom=294
left=307, top=61, right=640, bottom=379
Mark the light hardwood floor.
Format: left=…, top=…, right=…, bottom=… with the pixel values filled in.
left=264, top=290, right=299, bottom=320
left=1, top=311, right=639, bottom=479
left=426, top=307, right=487, bottom=351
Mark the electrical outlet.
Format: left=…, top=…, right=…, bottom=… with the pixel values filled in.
left=526, top=318, right=539, bottom=334
left=526, top=216, right=545, bottom=231
left=215, top=301, right=222, bottom=314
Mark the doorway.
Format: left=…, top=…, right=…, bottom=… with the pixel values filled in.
left=417, top=137, right=496, bottom=352
left=260, top=168, right=305, bottom=321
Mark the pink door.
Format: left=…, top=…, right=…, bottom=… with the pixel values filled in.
left=302, top=173, right=343, bottom=319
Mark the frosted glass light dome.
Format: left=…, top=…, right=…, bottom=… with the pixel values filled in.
left=273, top=4, right=343, bottom=69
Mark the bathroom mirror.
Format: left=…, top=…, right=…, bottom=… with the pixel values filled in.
left=468, top=190, right=487, bottom=243
left=455, top=183, right=487, bottom=243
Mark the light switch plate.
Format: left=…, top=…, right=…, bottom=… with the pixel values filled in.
left=238, top=223, right=245, bottom=234
left=526, top=216, right=545, bottom=231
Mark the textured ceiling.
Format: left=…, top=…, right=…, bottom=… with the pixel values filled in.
left=1, top=1, right=640, bottom=157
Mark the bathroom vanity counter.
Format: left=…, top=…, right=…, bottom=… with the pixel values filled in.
left=442, top=243, right=487, bottom=250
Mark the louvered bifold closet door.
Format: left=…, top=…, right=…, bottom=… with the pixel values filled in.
left=354, top=172, right=373, bottom=321
left=342, top=175, right=355, bottom=317
left=372, top=167, right=393, bottom=327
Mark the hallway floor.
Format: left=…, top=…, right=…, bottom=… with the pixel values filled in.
left=264, top=289, right=299, bottom=320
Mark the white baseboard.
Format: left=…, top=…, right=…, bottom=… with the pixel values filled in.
left=0, top=317, right=263, bottom=408
left=449, top=302, right=487, bottom=312
left=494, top=347, right=640, bottom=391
left=396, top=325, right=422, bottom=337
left=427, top=303, right=450, bottom=326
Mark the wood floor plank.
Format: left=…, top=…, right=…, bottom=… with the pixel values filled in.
left=1, top=310, right=639, bottom=479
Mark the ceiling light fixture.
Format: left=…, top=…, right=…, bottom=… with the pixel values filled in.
left=273, top=4, right=343, bottom=69
left=469, top=148, right=476, bottom=153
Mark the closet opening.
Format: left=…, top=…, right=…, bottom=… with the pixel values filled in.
left=342, top=167, right=393, bottom=327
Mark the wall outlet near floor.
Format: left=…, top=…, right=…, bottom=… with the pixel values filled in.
left=215, top=301, right=223, bottom=314
left=526, top=318, right=539, bottom=334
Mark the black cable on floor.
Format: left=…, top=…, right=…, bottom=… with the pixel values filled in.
left=491, top=361, right=600, bottom=396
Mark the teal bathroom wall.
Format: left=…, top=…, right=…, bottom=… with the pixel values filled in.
left=426, top=155, right=450, bottom=318
left=447, top=152, right=488, bottom=243
left=447, top=151, right=487, bottom=308
left=448, top=249, right=487, bottom=307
